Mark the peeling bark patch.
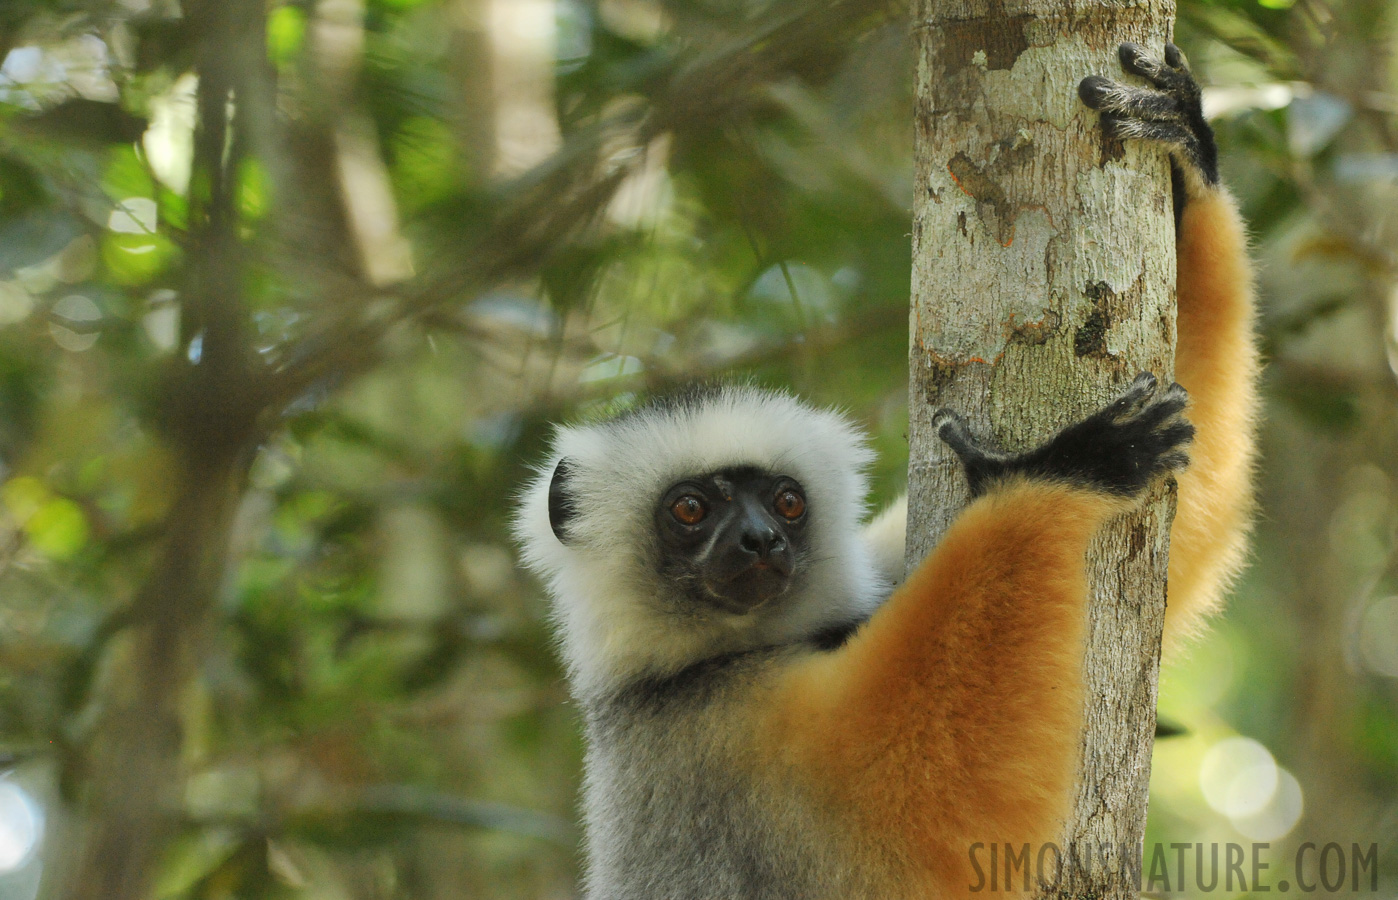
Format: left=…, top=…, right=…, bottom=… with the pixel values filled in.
left=940, top=15, right=1033, bottom=71
left=1128, top=522, right=1147, bottom=559
left=1075, top=281, right=1115, bottom=358
left=957, top=211, right=968, bottom=236
left=949, top=153, right=1005, bottom=206
left=1098, top=131, right=1125, bottom=167
left=1074, top=309, right=1110, bottom=357
left=948, top=150, right=1024, bottom=247
left=921, top=357, right=959, bottom=404
left=1006, top=308, right=1061, bottom=346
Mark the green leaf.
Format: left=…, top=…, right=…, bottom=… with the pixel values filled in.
left=267, top=5, right=307, bottom=66
left=392, top=117, right=460, bottom=212
left=239, top=158, right=269, bottom=220
left=101, top=231, right=176, bottom=285
left=103, top=146, right=157, bottom=206
left=26, top=497, right=89, bottom=559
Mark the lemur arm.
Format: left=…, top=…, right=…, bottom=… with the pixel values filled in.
left=764, top=377, right=1192, bottom=896
left=1160, top=186, right=1258, bottom=643
left=775, top=483, right=1114, bottom=895
left=865, top=44, right=1260, bottom=646
left=1080, top=42, right=1261, bottom=646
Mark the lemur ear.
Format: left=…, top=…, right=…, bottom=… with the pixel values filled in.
left=548, top=458, right=579, bottom=543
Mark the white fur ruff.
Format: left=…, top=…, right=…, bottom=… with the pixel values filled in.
left=514, top=386, right=890, bottom=699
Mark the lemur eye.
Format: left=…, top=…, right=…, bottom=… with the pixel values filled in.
left=774, top=488, right=806, bottom=521
left=670, top=495, right=708, bottom=526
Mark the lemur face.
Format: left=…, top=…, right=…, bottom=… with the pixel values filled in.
left=653, top=466, right=810, bottom=614
left=526, top=386, right=880, bottom=668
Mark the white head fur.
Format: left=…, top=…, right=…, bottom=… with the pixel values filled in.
left=514, top=385, right=886, bottom=700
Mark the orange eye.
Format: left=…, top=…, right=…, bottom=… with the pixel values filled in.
left=670, top=495, right=707, bottom=526
left=774, top=489, right=806, bottom=520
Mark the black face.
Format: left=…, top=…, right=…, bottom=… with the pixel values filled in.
left=653, top=466, right=810, bottom=615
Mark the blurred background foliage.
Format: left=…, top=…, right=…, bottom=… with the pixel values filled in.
left=0, top=0, right=1394, bottom=897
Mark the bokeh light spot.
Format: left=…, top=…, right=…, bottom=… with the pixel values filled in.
left=1200, top=737, right=1278, bottom=818
left=0, top=782, right=43, bottom=872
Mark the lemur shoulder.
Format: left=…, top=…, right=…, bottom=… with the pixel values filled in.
left=515, top=42, right=1258, bottom=900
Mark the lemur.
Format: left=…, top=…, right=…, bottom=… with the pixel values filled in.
left=515, top=43, right=1258, bottom=900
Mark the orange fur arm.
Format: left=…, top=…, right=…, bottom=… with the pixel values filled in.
left=1166, top=186, right=1259, bottom=648
left=761, top=480, right=1123, bottom=898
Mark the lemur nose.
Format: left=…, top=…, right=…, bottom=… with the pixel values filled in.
left=740, top=530, right=785, bottom=558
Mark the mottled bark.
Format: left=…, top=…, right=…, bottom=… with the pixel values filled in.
left=908, top=3, right=1177, bottom=898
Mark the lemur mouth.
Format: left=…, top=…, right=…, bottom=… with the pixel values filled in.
left=704, top=565, right=791, bottom=614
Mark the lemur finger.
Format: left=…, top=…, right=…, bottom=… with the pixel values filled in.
left=1158, top=381, right=1191, bottom=416
left=1079, top=76, right=1183, bottom=123
left=933, top=409, right=979, bottom=460
left=1101, top=113, right=1206, bottom=157
left=1156, top=450, right=1192, bottom=476
left=1100, top=112, right=1220, bottom=189
left=1132, top=384, right=1191, bottom=432
left=934, top=409, right=1002, bottom=466
left=1164, top=42, right=1186, bottom=69
left=935, top=410, right=1009, bottom=497
left=1100, top=371, right=1158, bottom=421
left=1156, top=421, right=1197, bottom=452
left=1118, top=42, right=1192, bottom=93
left=1129, top=370, right=1159, bottom=393
left=1149, top=424, right=1198, bottom=476
left=1136, top=402, right=1190, bottom=441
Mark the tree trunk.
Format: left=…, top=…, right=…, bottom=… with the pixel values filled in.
left=908, top=3, right=1177, bottom=898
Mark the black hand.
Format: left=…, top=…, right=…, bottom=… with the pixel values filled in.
left=1078, top=41, right=1219, bottom=224
left=936, top=372, right=1193, bottom=499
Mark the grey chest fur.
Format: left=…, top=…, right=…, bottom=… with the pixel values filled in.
left=577, top=654, right=852, bottom=900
